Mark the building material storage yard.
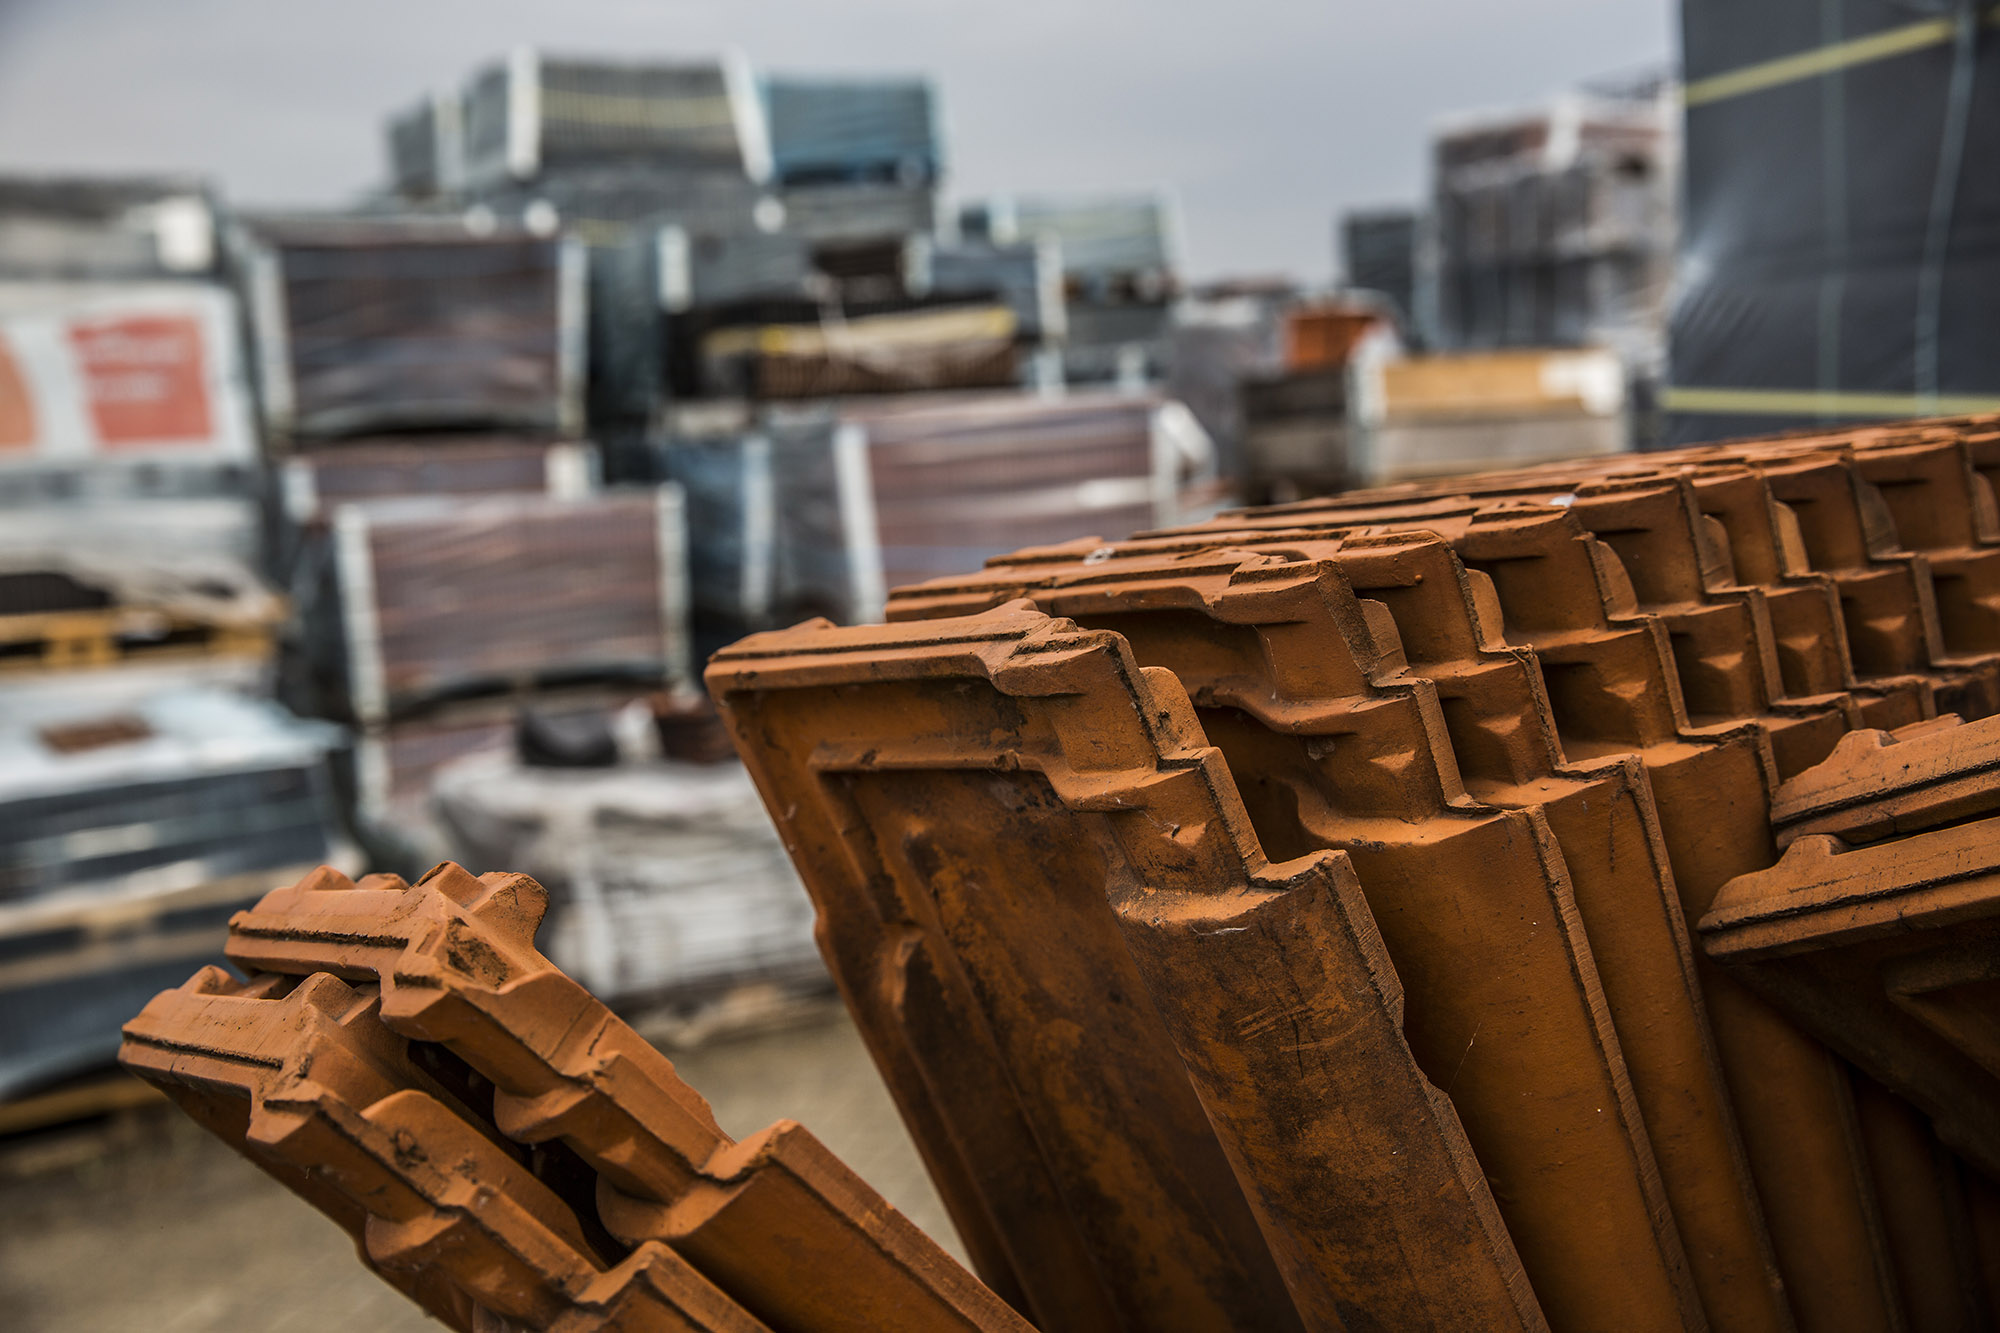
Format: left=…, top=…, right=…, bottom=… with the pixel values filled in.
left=5, top=4, right=2000, bottom=1329
left=67, top=413, right=2000, bottom=1331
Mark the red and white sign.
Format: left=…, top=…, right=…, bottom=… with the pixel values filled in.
left=0, top=337, right=34, bottom=452
left=0, top=283, right=253, bottom=465
left=68, top=314, right=215, bottom=445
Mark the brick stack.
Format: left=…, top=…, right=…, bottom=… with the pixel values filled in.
left=706, top=415, right=2000, bottom=1331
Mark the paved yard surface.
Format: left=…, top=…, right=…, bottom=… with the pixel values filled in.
left=0, top=1005, right=959, bottom=1332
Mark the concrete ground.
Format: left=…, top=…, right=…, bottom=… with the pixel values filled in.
left=0, top=1004, right=961, bottom=1332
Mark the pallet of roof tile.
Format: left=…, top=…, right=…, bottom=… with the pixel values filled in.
left=458, top=52, right=765, bottom=189
left=239, top=215, right=586, bottom=443
left=699, top=305, right=1020, bottom=401
left=0, top=686, right=341, bottom=911
left=960, top=193, right=1175, bottom=288
left=923, top=240, right=1063, bottom=344
left=318, top=488, right=690, bottom=725
left=776, top=181, right=937, bottom=246
left=278, top=438, right=598, bottom=524
left=664, top=392, right=1214, bottom=631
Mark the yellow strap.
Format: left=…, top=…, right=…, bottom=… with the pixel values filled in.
left=1663, top=386, right=2000, bottom=416
left=1684, top=7, right=2000, bottom=107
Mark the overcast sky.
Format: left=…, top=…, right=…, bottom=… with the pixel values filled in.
left=0, top=0, right=1673, bottom=281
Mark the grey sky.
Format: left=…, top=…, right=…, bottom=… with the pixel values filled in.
left=0, top=0, right=1673, bottom=281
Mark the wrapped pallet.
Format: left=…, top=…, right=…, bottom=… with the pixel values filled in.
left=0, top=281, right=256, bottom=466
left=0, top=683, right=345, bottom=1096
left=962, top=193, right=1178, bottom=385
left=315, top=487, right=691, bottom=725
left=762, top=75, right=941, bottom=187
left=0, top=280, right=261, bottom=563
left=921, top=238, right=1066, bottom=344
left=0, top=175, right=220, bottom=281
left=699, top=304, right=1021, bottom=399
left=1353, top=346, right=1629, bottom=481
left=277, top=437, right=598, bottom=525
left=459, top=49, right=769, bottom=187
left=239, top=215, right=586, bottom=442
left=1430, top=87, right=1676, bottom=364
left=433, top=750, right=823, bottom=1006
left=664, top=390, right=1218, bottom=632
left=1667, top=1, right=2000, bottom=443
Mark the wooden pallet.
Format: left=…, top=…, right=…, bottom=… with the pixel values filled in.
left=0, top=606, right=279, bottom=674
left=0, top=1071, right=164, bottom=1137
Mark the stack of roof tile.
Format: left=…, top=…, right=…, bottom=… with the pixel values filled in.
left=121, top=862, right=1027, bottom=1333
left=130, top=414, right=2000, bottom=1330
left=705, top=414, right=2000, bottom=1331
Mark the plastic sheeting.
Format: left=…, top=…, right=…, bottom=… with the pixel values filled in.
left=432, top=751, right=823, bottom=1005
left=0, top=175, right=220, bottom=281
left=663, top=390, right=1217, bottom=637
left=244, top=218, right=585, bottom=441
left=315, top=488, right=690, bottom=724
left=1666, top=0, right=2000, bottom=444
left=763, top=76, right=941, bottom=187
left=0, top=682, right=344, bottom=1097
left=460, top=52, right=762, bottom=187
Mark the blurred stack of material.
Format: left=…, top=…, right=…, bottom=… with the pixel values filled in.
left=663, top=389, right=1216, bottom=644
left=1340, top=207, right=1423, bottom=340
left=1236, top=301, right=1398, bottom=502
left=699, top=305, right=1019, bottom=400
left=277, top=436, right=598, bottom=525
left=696, top=412, right=2000, bottom=1331
left=1668, top=3, right=2000, bottom=444
left=923, top=237, right=1064, bottom=347
left=456, top=50, right=764, bottom=190
left=381, top=52, right=958, bottom=442
left=1164, top=279, right=1293, bottom=481
left=1352, top=345, right=1628, bottom=482
left=121, top=862, right=1030, bottom=1332
left=1, top=684, right=344, bottom=1099
left=763, top=74, right=942, bottom=245
left=0, top=175, right=221, bottom=281
left=1431, top=86, right=1676, bottom=366
left=680, top=230, right=1047, bottom=402
left=0, top=553, right=283, bottom=690
left=961, top=193, right=1177, bottom=386
left=384, top=91, right=464, bottom=203
left=0, top=201, right=262, bottom=562
left=0, top=174, right=332, bottom=1109
left=763, top=75, right=939, bottom=189
left=432, top=745, right=823, bottom=1009
left=292, top=487, right=690, bottom=848
left=237, top=214, right=586, bottom=444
